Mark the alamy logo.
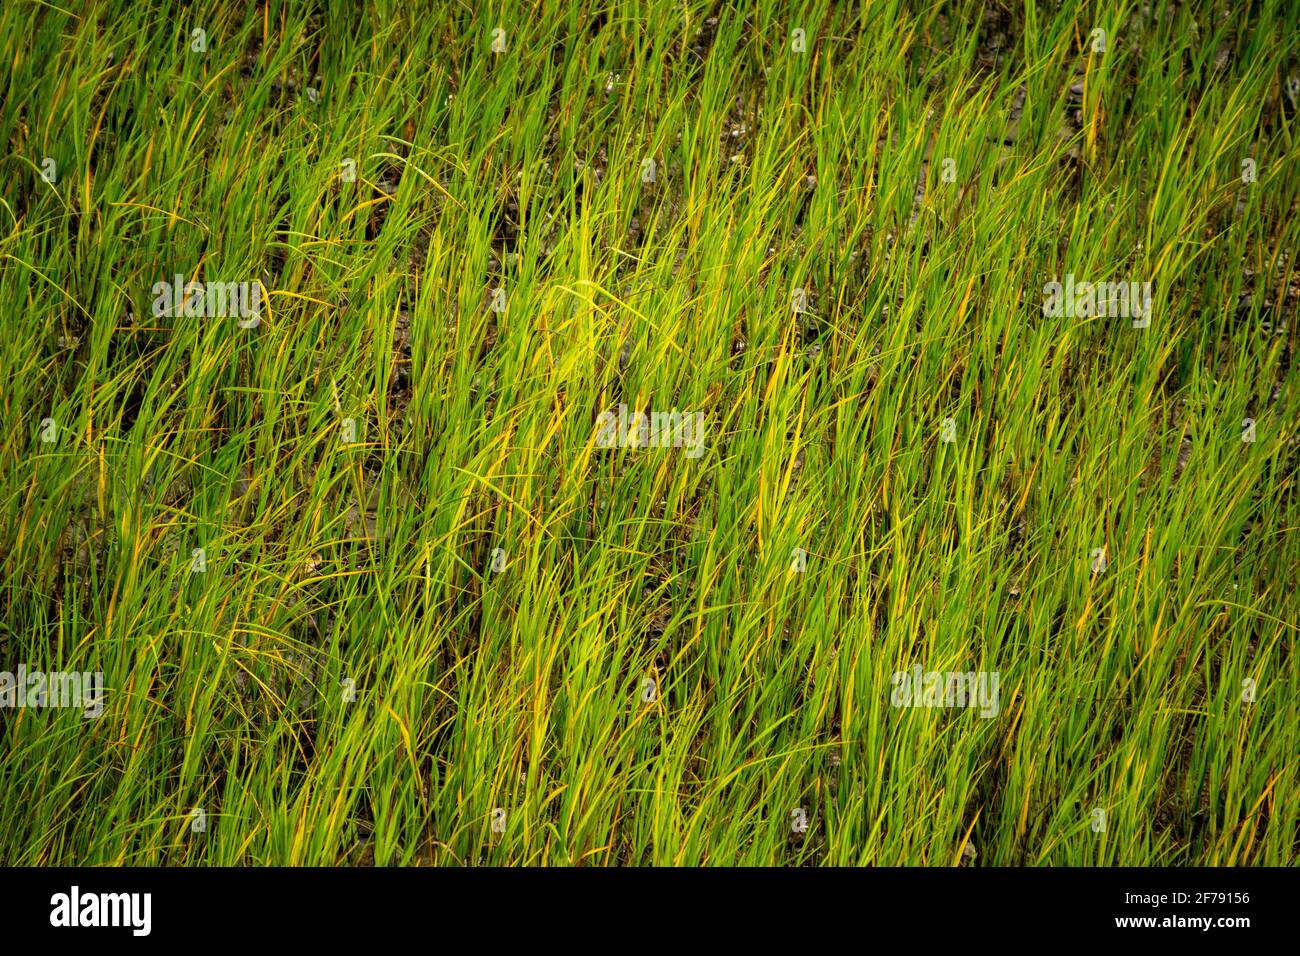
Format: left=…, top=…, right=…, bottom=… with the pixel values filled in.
left=151, top=275, right=262, bottom=327
left=0, top=664, right=104, bottom=718
left=596, top=404, right=705, bottom=458
left=890, top=666, right=1000, bottom=718
left=1042, top=273, right=1152, bottom=326
left=50, top=886, right=151, bottom=936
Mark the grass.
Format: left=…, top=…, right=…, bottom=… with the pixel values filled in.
left=0, top=0, right=1297, bottom=866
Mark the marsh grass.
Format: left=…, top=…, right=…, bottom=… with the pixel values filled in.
left=0, top=0, right=1297, bottom=865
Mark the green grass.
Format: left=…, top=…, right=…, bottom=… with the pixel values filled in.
left=1, top=0, right=1297, bottom=866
